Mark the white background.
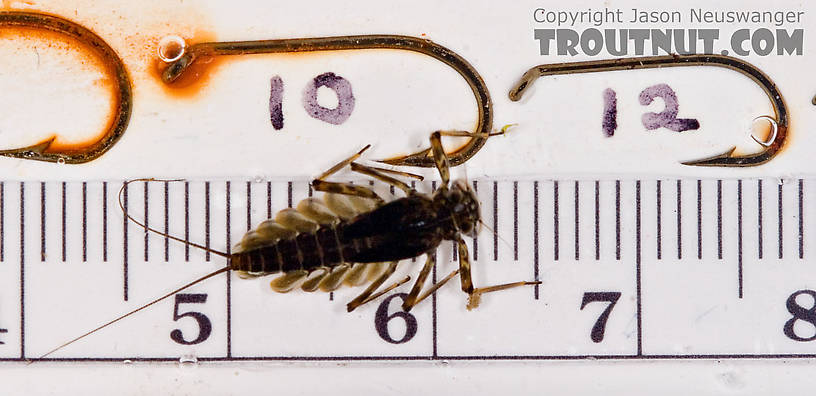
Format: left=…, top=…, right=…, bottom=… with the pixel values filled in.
left=0, top=0, right=814, bottom=394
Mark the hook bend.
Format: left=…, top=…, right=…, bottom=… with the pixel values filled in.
left=0, top=11, right=132, bottom=164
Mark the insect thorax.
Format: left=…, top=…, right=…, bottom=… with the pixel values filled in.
left=433, top=180, right=480, bottom=238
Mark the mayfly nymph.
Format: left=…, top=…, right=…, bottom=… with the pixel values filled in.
left=128, top=131, right=538, bottom=312
left=39, top=130, right=537, bottom=358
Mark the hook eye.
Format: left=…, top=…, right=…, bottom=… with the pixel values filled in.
left=750, top=116, right=778, bottom=148
left=158, top=35, right=187, bottom=63
left=0, top=11, right=132, bottom=164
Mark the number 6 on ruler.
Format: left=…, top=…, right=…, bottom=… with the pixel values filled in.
left=580, top=292, right=621, bottom=343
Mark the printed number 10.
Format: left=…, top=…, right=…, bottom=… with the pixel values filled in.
left=269, top=73, right=355, bottom=129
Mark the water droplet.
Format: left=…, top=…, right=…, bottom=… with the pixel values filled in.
left=717, top=371, right=746, bottom=390
left=56, top=158, right=66, bottom=165
left=179, top=354, right=198, bottom=367
left=254, top=175, right=265, bottom=183
left=123, top=359, right=133, bottom=365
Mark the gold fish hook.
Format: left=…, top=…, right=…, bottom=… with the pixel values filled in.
left=0, top=11, right=132, bottom=164
left=509, top=54, right=788, bottom=167
left=159, top=34, right=492, bottom=167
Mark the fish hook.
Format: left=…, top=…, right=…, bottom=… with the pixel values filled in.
left=509, top=54, right=788, bottom=167
left=0, top=11, right=132, bottom=164
left=158, top=34, right=493, bottom=168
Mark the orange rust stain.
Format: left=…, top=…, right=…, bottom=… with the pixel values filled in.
left=782, top=121, right=792, bottom=153
left=0, top=25, right=111, bottom=70
left=148, top=30, right=226, bottom=99
left=1, top=1, right=35, bottom=9
left=148, top=36, right=355, bottom=99
left=0, top=24, right=119, bottom=151
left=0, top=1, right=216, bottom=155
left=724, top=116, right=787, bottom=158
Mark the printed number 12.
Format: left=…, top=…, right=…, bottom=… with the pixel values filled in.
left=602, top=84, right=699, bottom=137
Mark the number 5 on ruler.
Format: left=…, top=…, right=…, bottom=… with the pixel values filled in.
left=580, top=292, right=621, bottom=343
left=170, top=293, right=212, bottom=345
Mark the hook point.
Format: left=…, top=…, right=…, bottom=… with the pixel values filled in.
left=681, top=147, right=738, bottom=167
left=0, top=136, right=57, bottom=159
left=376, top=148, right=432, bottom=167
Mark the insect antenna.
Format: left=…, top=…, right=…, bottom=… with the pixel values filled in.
left=35, top=265, right=231, bottom=361
left=455, top=161, right=514, bottom=252
left=479, top=219, right=514, bottom=251
left=119, top=178, right=230, bottom=259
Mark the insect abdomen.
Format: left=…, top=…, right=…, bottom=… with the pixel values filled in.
left=230, top=192, right=449, bottom=294
left=231, top=225, right=350, bottom=274
left=228, top=193, right=393, bottom=293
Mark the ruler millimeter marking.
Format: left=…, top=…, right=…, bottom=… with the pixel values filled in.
left=0, top=177, right=812, bottom=361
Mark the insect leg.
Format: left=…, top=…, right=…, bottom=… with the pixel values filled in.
left=403, top=253, right=436, bottom=308
left=312, top=145, right=386, bottom=203
left=437, top=124, right=514, bottom=138
left=467, top=281, right=542, bottom=311
left=346, top=261, right=410, bottom=312
left=456, top=236, right=474, bottom=294
left=429, top=131, right=450, bottom=188
left=316, top=144, right=371, bottom=180
left=455, top=236, right=540, bottom=310
left=401, top=252, right=460, bottom=312
left=311, top=180, right=384, bottom=204
left=349, top=162, right=414, bottom=195
left=352, top=166, right=424, bottom=182
left=429, top=125, right=512, bottom=186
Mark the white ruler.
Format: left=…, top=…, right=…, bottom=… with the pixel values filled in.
left=1, top=0, right=814, bottom=393
left=0, top=177, right=812, bottom=361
